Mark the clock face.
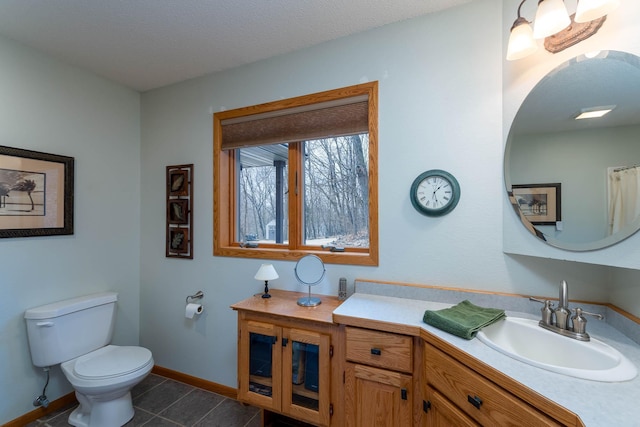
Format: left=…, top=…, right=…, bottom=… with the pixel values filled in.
left=410, top=170, right=460, bottom=217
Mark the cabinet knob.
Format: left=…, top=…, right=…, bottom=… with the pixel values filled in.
left=370, top=348, right=381, bottom=356
left=467, top=395, right=483, bottom=409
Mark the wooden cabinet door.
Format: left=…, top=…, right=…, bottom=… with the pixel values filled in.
left=423, top=385, right=480, bottom=427
left=237, top=320, right=282, bottom=412
left=281, top=328, right=331, bottom=426
left=345, top=362, right=412, bottom=427
left=424, top=343, right=560, bottom=427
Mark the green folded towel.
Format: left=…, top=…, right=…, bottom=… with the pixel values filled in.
left=423, top=300, right=506, bottom=340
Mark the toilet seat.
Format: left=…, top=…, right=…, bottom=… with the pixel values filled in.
left=72, top=345, right=153, bottom=380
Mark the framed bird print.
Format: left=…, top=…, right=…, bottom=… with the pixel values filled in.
left=0, top=145, right=74, bottom=238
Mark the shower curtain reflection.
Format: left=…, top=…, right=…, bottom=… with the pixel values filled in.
left=608, top=166, right=640, bottom=235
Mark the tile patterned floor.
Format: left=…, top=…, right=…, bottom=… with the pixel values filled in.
left=25, top=374, right=261, bottom=427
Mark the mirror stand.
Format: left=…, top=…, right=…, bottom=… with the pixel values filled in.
left=297, top=288, right=321, bottom=307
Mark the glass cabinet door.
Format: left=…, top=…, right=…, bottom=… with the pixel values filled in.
left=239, top=321, right=282, bottom=411
left=282, top=328, right=331, bottom=426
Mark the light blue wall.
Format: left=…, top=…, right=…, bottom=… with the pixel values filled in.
left=0, top=36, right=141, bottom=422
left=138, top=0, right=614, bottom=392
left=2, top=0, right=640, bottom=424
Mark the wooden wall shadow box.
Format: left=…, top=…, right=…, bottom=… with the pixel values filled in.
left=166, top=164, right=193, bottom=258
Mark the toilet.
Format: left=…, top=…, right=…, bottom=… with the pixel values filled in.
left=25, top=292, right=153, bottom=427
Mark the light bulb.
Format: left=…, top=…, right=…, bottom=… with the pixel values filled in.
left=575, top=0, right=620, bottom=23
left=507, top=18, right=539, bottom=61
left=533, top=0, right=571, bottom=39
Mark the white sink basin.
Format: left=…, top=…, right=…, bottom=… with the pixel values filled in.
left=477, top=317, right=637, bottom=382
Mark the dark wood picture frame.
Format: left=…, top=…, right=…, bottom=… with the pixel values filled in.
left=0, top=145, right=74, bottom=238
left=166, top=164, right=193, bottom=258
left=169, top=170, right=189, bottom=197
left=168, top=199, right=189, bottom=224
left=511, top=183, right=561, bottom=225
left=168, top=227, right=189, bottom=253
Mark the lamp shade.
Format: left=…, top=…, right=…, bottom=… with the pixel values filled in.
left=507, top=18, right=539, bottom=61
left=574, top=0, right=620, bottom=23
left=533, top=0, right=571, bottom=39
left=255, top=264, right=279, bottom=281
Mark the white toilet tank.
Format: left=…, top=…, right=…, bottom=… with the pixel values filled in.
left=25, top=292, right=118, bottom=367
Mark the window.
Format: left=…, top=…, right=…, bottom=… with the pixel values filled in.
left=214, top=82, right=378, bottom=265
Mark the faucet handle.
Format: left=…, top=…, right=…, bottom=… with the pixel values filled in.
left=573, top=307, right=604, bottom=320
left=529, top=296, right=552, bottom=305
left=578, top=308, right=604, bottom=320
left=571, top=307, right=604, bottom=334
left=529, top=297, right=554, bottom=325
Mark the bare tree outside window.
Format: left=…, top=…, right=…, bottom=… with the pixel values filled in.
left=237, top=135, right=369, bottom=248
left=304, top=135, right=369, bottom=248
left=239, top=156, right=289, bottom=243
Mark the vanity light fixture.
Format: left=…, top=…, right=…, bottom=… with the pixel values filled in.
left=575, top=105, right=616, bottom=119
left=507, top=0, right=620, bottom=61
left=575, top=0, right=620, bottom=22
left=255, top=263, right=279, bottom=299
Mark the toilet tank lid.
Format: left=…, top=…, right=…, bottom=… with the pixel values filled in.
left=25, top=292, right=118, bottom=320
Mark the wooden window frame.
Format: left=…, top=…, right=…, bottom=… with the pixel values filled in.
left=213, top=82, right=378, bottom=266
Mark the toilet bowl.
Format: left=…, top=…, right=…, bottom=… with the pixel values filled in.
left=24, top=292, right=154, bottom=427
left=61, top=345, right=153, bottom=427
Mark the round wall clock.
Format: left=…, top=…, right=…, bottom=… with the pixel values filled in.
left=410, top=169, right=460, bottom=217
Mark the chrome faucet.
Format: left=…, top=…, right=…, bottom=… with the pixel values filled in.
left=554, top=280, right=571, bottom=330
left=529, top=280, right=604, bottom=341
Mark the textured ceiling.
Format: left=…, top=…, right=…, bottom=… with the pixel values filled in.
left=0, top=0, right=472, bottom=92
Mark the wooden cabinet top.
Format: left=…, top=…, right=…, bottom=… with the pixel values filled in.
left=231, top=289, right=342, bottom=325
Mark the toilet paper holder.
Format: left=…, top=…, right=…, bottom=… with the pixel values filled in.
left=186, top=291, right=204, bottom=304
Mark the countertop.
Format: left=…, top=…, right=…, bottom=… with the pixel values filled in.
left=333, top=292, right=640, bottom=426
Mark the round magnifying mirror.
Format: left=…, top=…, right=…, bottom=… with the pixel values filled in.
left=294, top=255, right=325, bottom=306
left=505, top=50, right=640, bottom=251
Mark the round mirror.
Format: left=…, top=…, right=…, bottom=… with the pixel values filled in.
left=294, top=255, right=325, bottom=306
left=505, top=50, right=640, bottom=251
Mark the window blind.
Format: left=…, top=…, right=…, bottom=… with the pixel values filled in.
left=221, top=95, right=369, bottom=150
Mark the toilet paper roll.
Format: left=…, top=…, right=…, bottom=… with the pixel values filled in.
left=185, top=303, right=203, bottom=319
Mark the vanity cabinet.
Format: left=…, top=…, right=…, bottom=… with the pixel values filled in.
left=235, top=290, right=588, bottom=426
left=344, top=327, right=414, bottom=427
left=232, top=290, right=343, bottom=427
left=423, top=341, right=562, bottom=427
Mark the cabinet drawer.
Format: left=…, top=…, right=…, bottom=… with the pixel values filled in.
left=346, top=327, right=413, bottom=373
left=424, top=344, right=560, bottom=427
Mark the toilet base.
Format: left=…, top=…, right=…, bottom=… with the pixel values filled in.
left=68, top=390, right=134, bottom=427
